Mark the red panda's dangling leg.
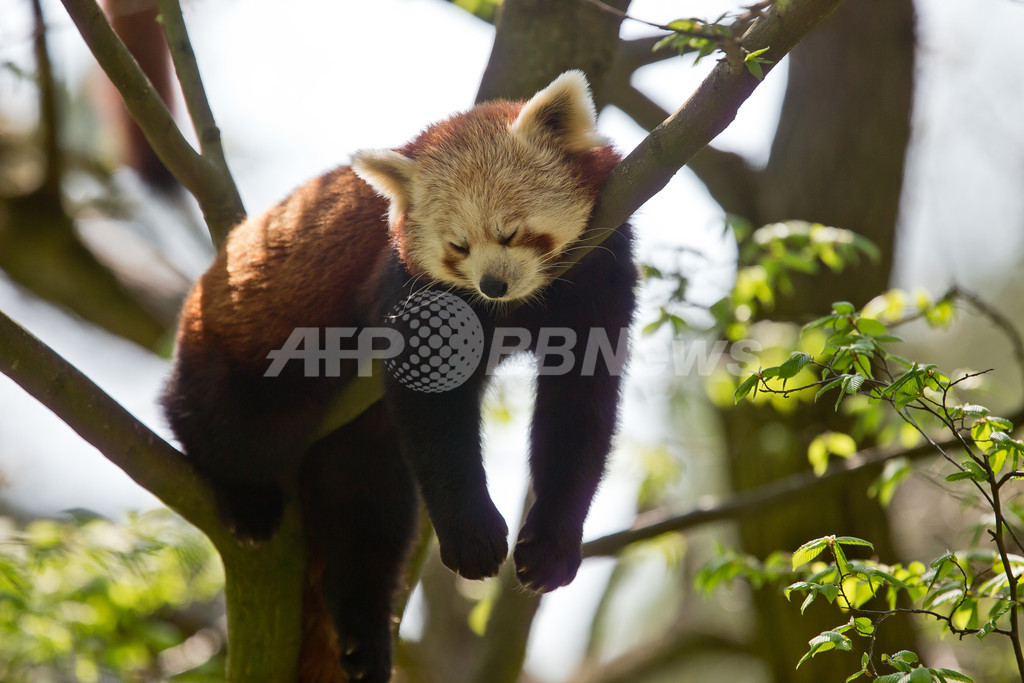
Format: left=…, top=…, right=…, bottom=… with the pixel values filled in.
left=515, top=225, right=637, bottom=593
left=383, top=375, right=509, bottom=582
left=302, top=403, right=418, bottom=683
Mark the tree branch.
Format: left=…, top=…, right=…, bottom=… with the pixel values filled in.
left=572, top=629, right=754, bottom=683
left=0, top=308, right=312, bottom=681
left=555, top=0, right=847, bottom=275
left=581, top=406, right=1024, bottom=558
left=0, top=308, right=226, bottom=545
left=155, top=0, right=243, bottom=239
left=604, top=83, right=761, bottom=218
left=59, top=0, right=244, bottom=246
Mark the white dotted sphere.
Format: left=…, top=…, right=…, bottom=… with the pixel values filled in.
left=385, top=291, right=484, bottom=393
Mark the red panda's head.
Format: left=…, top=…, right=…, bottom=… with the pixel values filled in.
left=352, top=71, right=618, bottom=303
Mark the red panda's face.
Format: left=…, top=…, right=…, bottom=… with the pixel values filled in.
left=353, top=71, right=612, bottom=303
left=398, top=140, right=595, bottom=302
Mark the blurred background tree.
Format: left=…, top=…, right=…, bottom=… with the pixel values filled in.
left=1, top=0, right=1023, bottom=680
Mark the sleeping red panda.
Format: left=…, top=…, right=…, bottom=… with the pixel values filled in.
left=162, top=71, right=637, bottom=682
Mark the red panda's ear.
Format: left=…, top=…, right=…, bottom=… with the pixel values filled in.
left=352, top=149, right=417, bottom=217
left=511, top=70, right=609, bottom=153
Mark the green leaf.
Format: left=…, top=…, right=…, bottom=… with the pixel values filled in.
left=843, top=374, right=866, bottom=394
left=666, top=18, right=701, bottom=33
left=785, top=581, right=811, bottom=599
left=857, top=317, right=889, bottom=337
left=924, top=588, right=964, bottom=610
left=640, top=319, right=665, bottom=335
left=796, top=629, right=852, bottom=669
left=835, top=536, right=874, bottom=550
left=777, top=352, right=814, bottom=380
left=925, top=299, right=955, bottom=327
left=833, top=542, right=851, bottom=575
left=653, top=34, right=679, bottom=53
left=930, top=551, right=956, bottom=569
left=792, top=538, right=829, bottom=569
left=734, top=373, right=760, bottom=403
left=890, top=650, right=920, bottom=664
left=746, top=46, right=771, bottom=60
left=954, top=404, right=990, bottom=418
left=977, top=600, right=1013, bottom=640
left=819, top=583, right=840, bottom=603
left=853, top=616, right=874, bottom=635
left=869, top=457, right=912, bottom=507
left=863, top=566, right=910, bottom=592
left=909, top=667, right=931, bottom=683
left=743, top=47, right=773, bottom=82
left=988, top=416, right=1014, bottom=431
left=814, top=376, right=845, bottom=403
left=833, top=301, right=856, bottom=315
left=800, top=590, right=817, bottom=614
left=808, top=436, right=830, bottom=476
left=960, top=459, right=989, bottom=482
left=989, top=446, right=1008, bottom=475
left=930, top=668, right=974, bottom=682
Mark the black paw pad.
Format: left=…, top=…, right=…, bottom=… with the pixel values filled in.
left=435, top=503, right=509, bottom=580
left=335, top=619, right=392, bottom=683
left=513, top=520, right=582, bottom=593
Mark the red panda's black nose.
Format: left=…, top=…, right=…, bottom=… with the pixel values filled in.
left=480, top=274, right=509, bottom=299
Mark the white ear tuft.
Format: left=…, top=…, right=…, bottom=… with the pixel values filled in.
left=511, top=70, right=608, bottom=153
left=352, top=149, right=417, bottom=216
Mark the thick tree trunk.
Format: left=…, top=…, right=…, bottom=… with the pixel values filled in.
left=476, top=0, right=629, bottom=106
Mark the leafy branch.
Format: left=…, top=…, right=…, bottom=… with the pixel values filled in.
left=726, top=295, right=1024, bottom=679
left=580, top=0, right=774, bottom=77
left=786, top=537, right=1014, bottom=681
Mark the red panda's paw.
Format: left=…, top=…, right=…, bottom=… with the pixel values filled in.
left=334, top=613, right=393, bottom=683
left=434, top=500, right=509, bottom=580
left=513, top=519, right=583, bottom=593
left=214, top=484, right=284, bottom=545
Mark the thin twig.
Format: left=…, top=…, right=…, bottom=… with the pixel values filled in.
left=582, top=405, right=1024, bottom=558
left=580, top=0, right=729, bottom=40
left=59, top=0, right=244, bottom=245
left=954, top=286, right=1024, bottom=393
left=155, top=0, right=243, bottom=246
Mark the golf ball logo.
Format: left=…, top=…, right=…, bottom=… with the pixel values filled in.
left=385, top=291, right=484, bottom=392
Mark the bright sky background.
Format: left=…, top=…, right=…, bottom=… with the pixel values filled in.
left=1, top=0, right=1023, bottom=679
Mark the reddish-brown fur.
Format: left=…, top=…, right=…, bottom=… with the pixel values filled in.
left=176, top=168, right=392, bottom=370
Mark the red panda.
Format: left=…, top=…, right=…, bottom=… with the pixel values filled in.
left=162, top=71, right=637, bottom=682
